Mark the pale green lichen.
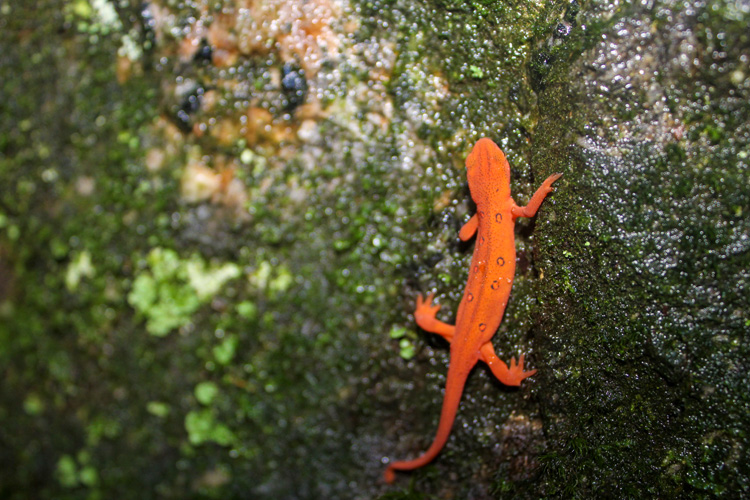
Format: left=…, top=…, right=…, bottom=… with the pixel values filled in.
left=249, top=261, right=293, bottom=297
left=127, top=248, right=241, bottom=336
left=65, top=250, right=95, bottom=291
left=186, top=259, right=242, bottom=300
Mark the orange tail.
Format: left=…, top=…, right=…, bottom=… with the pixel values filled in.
left=384, top=366, right=468, bottom=483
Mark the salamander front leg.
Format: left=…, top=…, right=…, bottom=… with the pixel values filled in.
left=511, top=173, right=563, bottom=219
left=414, top=293, right=455, bottom=343
left=459, top=214, right=478, bottom=241
left=479, top=343, right=536, bottom=386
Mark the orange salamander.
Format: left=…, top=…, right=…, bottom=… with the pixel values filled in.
left=384, top=138, right=562, bottom=483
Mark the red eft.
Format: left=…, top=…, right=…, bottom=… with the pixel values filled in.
left=384, top=138, right=562, bottom=483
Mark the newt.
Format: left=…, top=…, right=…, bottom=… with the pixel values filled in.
left=384, top=138, right=562, bottom=483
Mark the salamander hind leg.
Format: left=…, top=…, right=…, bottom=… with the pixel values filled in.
left=414, top=293, right=455, bottom=343
left=479, top=343, right=537, bottom=387
left=384, top=467, right=396, bottom=484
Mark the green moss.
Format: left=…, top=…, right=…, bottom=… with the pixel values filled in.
left=145, top=401, right=170, bottom=418
left=22, top=393, right=45, bottom=416
left=55, top=452, right=98, bottom=489
left=468, top=65, right=484, bottom=79
left=212, top=335, right=238, bottom=365
left=194, top=381, right=220, bottom=406
left=56, top=455, right=79, bottom=489
left=184, top=409, right=235, bottom=446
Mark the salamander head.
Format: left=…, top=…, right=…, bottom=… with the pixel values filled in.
left=465, top=138, right=511, bottom=204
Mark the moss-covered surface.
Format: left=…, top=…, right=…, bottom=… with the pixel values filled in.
left=530, top=0, right=750, bottom=496
left=1, top=0, right=748, bottom=498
